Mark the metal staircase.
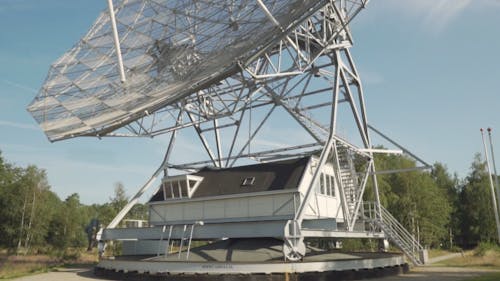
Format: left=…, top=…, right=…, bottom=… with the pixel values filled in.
left=336, top=144, right=361, bottom=220
left=274, top=96, right=329, bottom=143
left=364, top=202, right=427, bottom=265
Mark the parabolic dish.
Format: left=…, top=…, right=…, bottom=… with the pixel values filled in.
left=28, top=0, right=329, bottom=141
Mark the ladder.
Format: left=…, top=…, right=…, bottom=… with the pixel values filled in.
left=336, top=144, right=361, bottom=221
left=156, top=223, right=197, bottom=260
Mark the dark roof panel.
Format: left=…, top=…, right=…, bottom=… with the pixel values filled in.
left=192, top=157, right=310, bottom=198
left=150, top=157, right=310, bottom=202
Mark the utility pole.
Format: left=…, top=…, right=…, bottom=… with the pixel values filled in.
left=487, top=128, right=500, bottom=219
left=480, top=128, right=500, bottom=243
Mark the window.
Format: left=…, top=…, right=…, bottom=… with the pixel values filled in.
left=242, top=177, right=255, bottom=186
left=163, top=180, right=188, bottom=198
left=328, top=175, right=335, bottom=197
left=317, top=173, right=336, bottom=197
left=326, top=174, right=332, bottom=196
left=156, top=175, right=203, bottom=200
left=320, top=174, right=325, bottom=194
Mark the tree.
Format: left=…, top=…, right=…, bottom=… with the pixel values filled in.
left=366, top=151, right=452, bottom=248
left=458, top=154, right=498, bottom=246
left=47, top=193, right=89, bottom=250
left=431, top=163, right=460, bottom=248
left=0, top=150, right=148, bottom=254
left=128, top=203, right=148, bottom=220
left=19, top=166, right=54, bottom=252
left=110, top=182, right=128, bottom=214
left=0, top=152, right=24, bottom=250
left=0, top=151, right=59, bottom=253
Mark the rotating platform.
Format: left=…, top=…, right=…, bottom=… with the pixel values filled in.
left=95, top=238, right=408, bottom=280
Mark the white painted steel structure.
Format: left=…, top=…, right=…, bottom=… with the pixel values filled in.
left=481, top=128, right=500, bottom=242
left=28, top=0, right=429, bottom=265
left=98, top=254, right=405, bottom=275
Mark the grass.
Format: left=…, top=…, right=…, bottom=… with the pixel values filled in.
left=428, top=248, right=454, bottom=258
left=0, top=249, right=98, bottom=280
left=434, top=250, right=500, bottom=281
left=433, top=249, right=500, bottom=268
left=0, top=254, right=59, bottom=279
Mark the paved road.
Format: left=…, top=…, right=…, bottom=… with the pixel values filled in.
left=354, top=267, right=500, bottom=281
left=12, top=266, right=500, bottom=281
left=12, top=267, right=105, bottom=281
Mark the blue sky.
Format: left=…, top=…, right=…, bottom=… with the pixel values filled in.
left=0, top=0, right=499, bottom=204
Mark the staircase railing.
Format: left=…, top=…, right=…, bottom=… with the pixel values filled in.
left=337, top=145, right=358, bottom=214
left=336, top=144, right=364, bottom=230
left=363, top=202, right=427, bottom=265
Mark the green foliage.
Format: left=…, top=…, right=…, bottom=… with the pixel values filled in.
left=458, top=154, right=498, bottom=246
left=110, top=182, right=128, bottom=213
left=60, top=247, right=83, bottom=261
left=89, top=203, right=115, bottom=227
left=128, top=203, right=148, bottom=220
left=0, top=152, right=58, bottom=252
left=474, top=241, right=500, bottom=257
left=1, top=145, right=497, bottom=255
left=366, top=151, right=453, bottom=248
left=0, top=151, right=116, bottom=253
left=449, top=245, right=463, bottom=253
left=47, top=194, right=90, bottom=250
left=339, top=239, right=378, bottom=252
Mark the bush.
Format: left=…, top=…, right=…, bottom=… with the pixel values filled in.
left=62, top=249, right=81, bottom=261
left=47, top=247, right=82, bottom=261
left=474, top=242, right=499, bottom=256
left=339, top=239, right=379, bottom=252
left=449, top=245, right=463, bottom=253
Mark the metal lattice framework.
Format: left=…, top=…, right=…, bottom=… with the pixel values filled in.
left=29, top=0, right=330, bottom=141
left=27, top=0, right=429, bottom=264
left=99, top=0, right=375, bottom=261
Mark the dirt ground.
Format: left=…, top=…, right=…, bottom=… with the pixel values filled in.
left=9, top=266, right=500, bottom=281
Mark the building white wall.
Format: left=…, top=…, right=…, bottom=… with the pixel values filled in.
left=298, top=157, right=344, bottom=221
left=149, top=192, right=296, bottom=225
left=148, top=157, right=345, bottom=226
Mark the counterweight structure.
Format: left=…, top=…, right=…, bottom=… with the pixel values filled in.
left=28, top=0, right=427, bottom=266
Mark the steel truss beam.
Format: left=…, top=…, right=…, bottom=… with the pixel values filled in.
left=102, top=0, right=382, bottom=260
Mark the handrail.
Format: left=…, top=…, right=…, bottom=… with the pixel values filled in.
left=363, top=202, right=425, bottom=265
left=380, top=205, right=424, bottom=250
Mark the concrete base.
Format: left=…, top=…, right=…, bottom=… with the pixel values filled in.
left=95, top=264, right=408, bottom=281
left=96, top=238, right=408, bottom=280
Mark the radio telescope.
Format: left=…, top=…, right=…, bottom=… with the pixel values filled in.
left=29, top=0, right=428, bottom=276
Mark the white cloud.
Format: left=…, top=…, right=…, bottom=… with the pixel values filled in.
left=368, top=0, right=477, bottom=35
left=0, top=120, right=39, bottom=131
left=421, top=0, right=472, bottom=35
left=2, top=79, right=38, bottom=94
